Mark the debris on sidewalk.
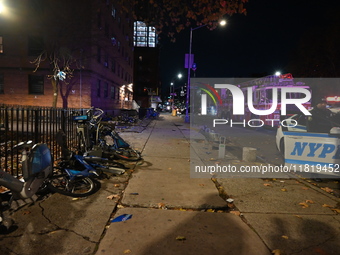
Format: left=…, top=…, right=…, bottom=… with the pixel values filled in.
left=111, top=214, right=132, bottom=223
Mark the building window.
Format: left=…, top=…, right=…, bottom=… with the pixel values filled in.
left=117, top=41, right=121, bottom=52
left=111, top=86, right=115, bottom=99
left=28, top=36, right=44, bottom=56
left=111, top=6, right=116, bottom=18
left=105, top=22, right=109, bottom=38
left=111, top=59, right=116, bottom=73
left=117, top=65, right=121, bottom=77
left=97, top=11, right=102, bottom=29
left=0, top=36, right=3, bottom=54
left=97, top=79, right=101, bottom=97
left=97, top=46, right=101, bottom=63
left=134, top=21, right=157, bottom=47
left=28, top=75, right=44, bottom=94
left=104, top=54, right=109, bottom=68
left=104, top=82, right=108, bottom=98
left=0, top=74, right=4, bottom=94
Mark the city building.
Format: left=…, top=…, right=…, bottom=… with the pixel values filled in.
left=133, top=21, right=161, bottom=109
left=0, top=0, right=134, bottom=112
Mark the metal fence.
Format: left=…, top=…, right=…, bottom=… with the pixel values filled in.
left=0, top=105, right=85, bottom=176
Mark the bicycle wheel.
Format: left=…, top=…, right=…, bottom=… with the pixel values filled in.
left=47, top=168, right=97, bottom=197
left=111, top=148, right=142, bottom=161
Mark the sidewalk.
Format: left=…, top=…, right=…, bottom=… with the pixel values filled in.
left=1, top=114, right=340, bottom=255
left=96, top=114, right=270, bottom=255
left=96, top=114, right=340, bottom=255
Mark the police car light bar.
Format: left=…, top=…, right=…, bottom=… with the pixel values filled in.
left=326, top=96, right=340, bottom=102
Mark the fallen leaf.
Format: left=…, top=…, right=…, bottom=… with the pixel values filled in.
left=331, top=208, right=340, bottom=214
left=206, top=209, right=215, bottom=212
left=281, top=188, right=287, bottom=192
left=299, top=202, right=309, bottom=208
left=123, top=249, right=131, bottom=254
left=230, top=210, right=241, bottom=216
left=322, top=204, right=333, bottom=208
left=306, top=200, right=315, bottom=204
left=321, top=187, right=334, bottom=193
left=302, top=187, right=309, bottom=190
left=107, top=194, right=120, bottom=200
left=158, top=203, right=166, bottom=209
left=281, top=235, right=289, bottom=239
left=22, top=210, right=31, bottom=215
left=263, top=183, right=271, bottom=186
left=294, top=215, right=302, bottom=218
left=176, top=236, right=186, bottom=241
left=272, top=249, right=281, bottom=255
left=114, top=184, right=120, bottom=187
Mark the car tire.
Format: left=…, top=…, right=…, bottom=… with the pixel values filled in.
left=279, top=138, right=285, bottom=157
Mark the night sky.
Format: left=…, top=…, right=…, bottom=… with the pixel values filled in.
left=159, top=0, right=339, bottom=96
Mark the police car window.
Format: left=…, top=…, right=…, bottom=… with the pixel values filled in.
left=297, top=115, right=307, bottom=126
left=291, top=114, right=307, bottom=127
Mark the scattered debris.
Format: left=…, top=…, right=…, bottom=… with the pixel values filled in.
left=299, top=202, right=309, bottom=208
left=230, top=210, right=241, bottom=216
left=107, top=194, right=120, bottom=200
left=272, top=249, right=281, bottom=255
left=175, top=236, right=186, bottom=241
left=111, top=214, right=132, bottom=223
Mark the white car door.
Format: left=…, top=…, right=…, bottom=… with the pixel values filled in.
left=284, top=131, right=340, bottom=178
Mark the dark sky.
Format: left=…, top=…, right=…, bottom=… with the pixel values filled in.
left=159, top=0, right=339, bottom=96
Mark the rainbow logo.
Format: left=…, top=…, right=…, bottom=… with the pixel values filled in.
left=193, top=82, right=222, bottom=106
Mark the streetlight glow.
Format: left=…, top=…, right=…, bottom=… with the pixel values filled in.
left=0, top=2, right=4, bottom=14
left=219, top=20, right=227, bottom=26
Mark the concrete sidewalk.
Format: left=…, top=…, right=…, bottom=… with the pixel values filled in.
left=96, top=114, right=340, bottom=255
left=1, top=113, right=339, bottom=255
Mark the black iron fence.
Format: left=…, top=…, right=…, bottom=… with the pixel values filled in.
left=0, top=104, right=86, bottom=176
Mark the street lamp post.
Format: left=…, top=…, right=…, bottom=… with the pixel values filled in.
left=185, top=21, right=226, bottom=123
left=170, top=73, right=182, bottom=112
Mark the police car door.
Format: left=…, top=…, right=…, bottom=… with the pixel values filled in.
left=284, top=131, right=340, bottom=178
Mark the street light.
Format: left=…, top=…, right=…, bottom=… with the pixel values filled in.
left=0, top=1, right=5, bottom=14
left=185, top=20, right=227, bottom=123
left=170, top=73, right=182, bottom=111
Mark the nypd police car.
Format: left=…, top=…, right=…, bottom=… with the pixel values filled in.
left=276, top=108, right=340, bottom=178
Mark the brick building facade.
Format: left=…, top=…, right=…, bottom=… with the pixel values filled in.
left=0, top=0, right=134, bottom=112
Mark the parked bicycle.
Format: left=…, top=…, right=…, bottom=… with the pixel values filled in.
left=73, top=107, right=142, bottom=161
left=0, top=141, right=53, bottom=229
left=53, top=129, right=127, bottom=197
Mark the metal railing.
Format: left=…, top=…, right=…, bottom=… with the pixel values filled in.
left=0, top=105, right=86, bottom=176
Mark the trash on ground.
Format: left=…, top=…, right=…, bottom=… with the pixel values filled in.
left=111, top=214, right=132, bottom=223
left=175, top=236, right=186, bottom=241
